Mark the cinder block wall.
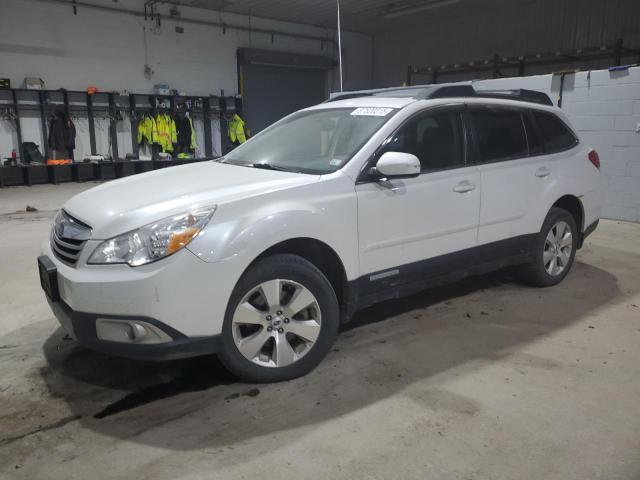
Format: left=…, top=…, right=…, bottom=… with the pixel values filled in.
left=470, top=67, right=640, bottom=223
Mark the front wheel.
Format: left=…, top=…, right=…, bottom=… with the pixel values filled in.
left=218, top=254, right=339, bottom=383
left=518, top=207, right=578, bottom=287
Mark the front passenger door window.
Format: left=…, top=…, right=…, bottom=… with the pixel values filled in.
left=385, top=111, right=464, bottom=171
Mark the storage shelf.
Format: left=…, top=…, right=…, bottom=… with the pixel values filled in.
left=1, top=87, right=242, bottom=163
left=0, top=158, right=217, bottom=188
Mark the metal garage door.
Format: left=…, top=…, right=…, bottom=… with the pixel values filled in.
left=238, top=48, right=336, bottom=135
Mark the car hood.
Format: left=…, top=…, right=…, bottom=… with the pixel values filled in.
left=63, top=161, right=318, bottom=239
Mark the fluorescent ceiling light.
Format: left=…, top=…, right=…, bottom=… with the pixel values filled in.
left=383, top=0, right=461, bottom=19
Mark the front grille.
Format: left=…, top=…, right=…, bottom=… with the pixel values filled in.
left=51, top=210, right=92, bottom=266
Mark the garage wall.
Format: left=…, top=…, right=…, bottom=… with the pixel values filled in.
left=470, top=67, right=640, bottom=222
left=373, top=0, right=640, bottom=87
left=0, top=0, right=372, bottom=158
left=0, top=0, right=372, bottom=94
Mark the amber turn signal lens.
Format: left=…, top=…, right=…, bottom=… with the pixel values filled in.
left=166, top=227, right=199, bottom=254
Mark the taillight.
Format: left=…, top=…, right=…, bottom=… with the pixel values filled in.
left=588, top=150, right=600, bottom=170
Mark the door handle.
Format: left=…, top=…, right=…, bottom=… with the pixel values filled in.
left=453, top=181, right=476, bottom=193
left=535, top=167, right=551, bottom=178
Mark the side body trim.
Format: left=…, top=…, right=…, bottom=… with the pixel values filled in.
left=345, top=233, right=537, bottom=317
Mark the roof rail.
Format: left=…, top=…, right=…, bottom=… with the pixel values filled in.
left=473, top=89, right=553, bottom=106
left=417, top=85, right=476, bottom=99
left=327, top=85, right=553, bottom=106
left=327, top=92, right=374, bottom=101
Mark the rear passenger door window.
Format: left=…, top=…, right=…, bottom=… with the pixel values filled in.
left=385, top=110, right=464, bottom=172
left=532, top=111, right=578, bottom=153
left=471, top=109, right=528, bottom=162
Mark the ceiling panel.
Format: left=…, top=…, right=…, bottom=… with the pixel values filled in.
left=163, top=0, right=509, bottom=34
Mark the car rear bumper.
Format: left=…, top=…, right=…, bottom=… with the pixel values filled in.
left=48, top=298, right=221, bottom=361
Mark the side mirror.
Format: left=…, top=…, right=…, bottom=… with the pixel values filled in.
left=373, top=151, right=421, bottom=179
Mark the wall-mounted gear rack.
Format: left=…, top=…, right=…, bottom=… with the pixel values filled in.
left=406, top=38, right=640, bottom=85
left=0, top=87, right=242, bottom=162
left=0, top=87, right=243, bottom=188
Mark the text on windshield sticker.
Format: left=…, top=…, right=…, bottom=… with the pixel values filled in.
left=350, top=107, right=394, bottom=117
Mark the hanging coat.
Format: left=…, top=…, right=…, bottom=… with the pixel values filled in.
left=228, top=114, right=247, bottom=145
left=170, top=115, right=177, bottom=146
left=155, top=113, right=176, bottom=153
left=155, top=114, right=167, bottom=151
left=188, top=116, right=196, bottom=150
left=65, top=117, right=76, bottom=150
left=137, top=115, right=157, bottom=146
left=176, top=115, right=197, bottom=151
left=48, top=111, right=76, bottom=152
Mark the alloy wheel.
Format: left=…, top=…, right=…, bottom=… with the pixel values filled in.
left=543, top=220, right=573, bottom=276
left=231, top=279, right=322, bottom=368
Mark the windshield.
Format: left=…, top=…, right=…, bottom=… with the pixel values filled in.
left=222, top=107, right=396, bottom=174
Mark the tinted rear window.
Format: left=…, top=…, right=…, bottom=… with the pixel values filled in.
left=472, top=110, right=528, bottom=162
left=532, top=111, right=577, bottom=152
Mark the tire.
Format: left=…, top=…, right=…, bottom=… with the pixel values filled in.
left=217, top=254, right=339, bottom=383
left=518, top=207, right=578, bottom=287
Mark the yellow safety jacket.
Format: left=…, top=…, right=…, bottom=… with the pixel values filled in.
left=228, top=114, right=247, bottom=144
left=187, top=115, right=196, bottom=150
left=155, top=113, right=177, bottom=153
left=137, top=115, right=157, bottom=145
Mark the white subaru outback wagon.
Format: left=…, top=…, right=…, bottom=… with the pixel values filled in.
left=39, top=84, right=601, bottom=382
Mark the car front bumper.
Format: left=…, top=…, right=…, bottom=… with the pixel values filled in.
left=40, top=238, right=238, bottom=361
left=46, top=298, right=221, bottom=361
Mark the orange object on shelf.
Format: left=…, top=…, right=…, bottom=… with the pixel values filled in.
left=86, top=86, right=99, bottom=95
left=47, top=159, right=73, bottom=165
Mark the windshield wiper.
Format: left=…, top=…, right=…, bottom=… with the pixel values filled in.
left=247, top=163, right=294, bottom=172
left=223, top=161, right=311, bottom=174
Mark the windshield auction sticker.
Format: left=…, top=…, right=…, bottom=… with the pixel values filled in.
left=350, top=107, right=394, bottom=117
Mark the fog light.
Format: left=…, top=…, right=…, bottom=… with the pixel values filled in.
left=96, top=319, right=172, bottom=344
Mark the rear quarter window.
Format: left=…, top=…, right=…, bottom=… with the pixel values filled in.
left=532, top=111, right=578, bottom=153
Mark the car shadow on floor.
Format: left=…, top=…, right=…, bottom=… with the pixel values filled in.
left=34, top=256, right=626, bottom=453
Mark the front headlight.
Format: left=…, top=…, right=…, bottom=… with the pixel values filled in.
left=88, top=206, right=216, bottom=266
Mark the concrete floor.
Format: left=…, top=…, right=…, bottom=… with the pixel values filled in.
left=1, top=183, right=639, bottom=480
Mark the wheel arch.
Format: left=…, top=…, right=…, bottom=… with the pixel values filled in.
left=550, top=195, right=586, bottom=247
left=551, top=194, right=584, bottom=231
left=247, top=237, right=350, bottom=317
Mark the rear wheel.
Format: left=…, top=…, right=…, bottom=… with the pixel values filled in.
left=519, top=207, right=578, bottom=287
left=218, top=254, right=339, bottom=382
